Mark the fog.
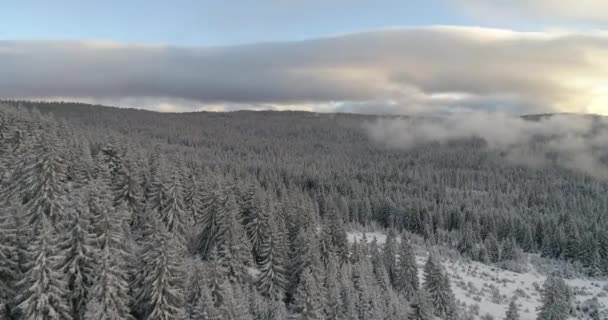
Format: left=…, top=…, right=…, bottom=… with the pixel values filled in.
left=365, top=112, right=608, bottom=177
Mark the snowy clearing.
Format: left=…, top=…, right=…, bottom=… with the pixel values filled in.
left=349, top=231, right=608, bottom=320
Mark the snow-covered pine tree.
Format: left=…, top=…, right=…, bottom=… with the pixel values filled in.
left=183, top=171, right=203, bottom=225
left=86, top=181, right=132, bottom=320
left=286, top=222, right=319, bottom=304
left=408, top=290, right=433, bottom=320
left=383, top=230, right=398, bottom=287
left=218, top=193, right=253, bottom=283
left=0, top=196, right=21, bottom=318
left=16, top=218, right=71, bottom=320
left=160, top=166, right=188, bottom=245
left=321, top=205, right=349, bottom=265
left=196, top=189, right=227, bottom=259
left=289, top=267, right=325, bottom=320
left=598, top=228, right=608, bottom=275
left=189, top=285, right=221, bottom=320
left=457, top=222, right=476, bottom=258
left=145, top=154, right=167, bottom=221
left=132, top=220, right=185, bottom=320
left=256, top=216, right=287, bottom=301
left=423, top=254, right=456, bottom=319
left=113, top=155, right=143, bottom=223
left=323, top=251, right=342, bottom=320
left=505, top=298, right=519, bottom=320
left=395, top=238, right=419, bottom=299
left=58, top=198, right=97, bottom=320
left=240, top=187, right=268, bottom=261
left=537, top=275, right=570, bottom=320
left=183, top=258, right=206, bottom=318
left=486, top=234, right=501, bottom=263
left=22, top=130, right=68, bottom=229
left=205, top=248, right=230, bottom=317
left=501, top=237, right=518, bottom=262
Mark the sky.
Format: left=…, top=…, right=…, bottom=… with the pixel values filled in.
left=2, top=0, right=608, bottom=114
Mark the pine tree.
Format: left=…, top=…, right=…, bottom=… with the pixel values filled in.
left=383, top=230, right=398, bottom=287
left=86, top=182, right=132, bottom=320
left=241, top=188, right=267, bottom=260
left=58, top=200, right=96, bottom=320
left=218, top=193, right=253, bottom=283
left=423, top=254, right=456, bottom=319
left=16, top=219, right=71, bottom=320
left=145, top=157, right=167, bottom=221
left=537, top=275, right=570, bottom=320
left=113, top=157, right=142, bottom=222
left=196, top=189, right=227, bottom=259
left=395, top=239, right=419, bottom=299
left=323, top=251, right=342, bottom=320
left=183, top=172, right=203, bottom=224
left=321, top=206, right=349, bottom=265
left=22, top=131, right=68, bottom=229
left=289, top=267, right=325, bottom=320
left=256, top=219, right=287, bottom=301
left=133, top=221, right=185, bottom=320
left=505, top=298, right=519, bottom=320
left=486, top=234, right=501, bottom=263
left=189, top=286, right=221, bottom=320
left=160, top=167, right=188, bottom=244
left=0, top=196, right=21, bottom=318
left=457, top=223, right=476, bottom=258
left=408, top=290, right=433, bottom=320
left=501, top=237, right=517, bottom=262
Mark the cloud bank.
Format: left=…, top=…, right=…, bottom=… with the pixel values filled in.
left=365, top=113, right=608, bottom=177
left=456, top=0, right=608, bottom=24
left=2, top=26, right=608, bottom=114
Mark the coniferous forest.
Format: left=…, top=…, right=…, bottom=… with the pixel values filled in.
left=1, top=101, right=607, bottom=320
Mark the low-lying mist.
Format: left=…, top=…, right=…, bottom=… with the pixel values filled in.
left=365, top=112, right=608, bottom=178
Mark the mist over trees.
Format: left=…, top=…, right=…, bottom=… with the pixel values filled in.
left=0, top=100, right=607, bottom=319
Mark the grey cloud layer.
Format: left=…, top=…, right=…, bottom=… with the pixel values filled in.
left=2, top=27, right=608, bottom=113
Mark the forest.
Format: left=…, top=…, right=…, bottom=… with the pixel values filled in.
left=0, top=100, right=606, bottom=320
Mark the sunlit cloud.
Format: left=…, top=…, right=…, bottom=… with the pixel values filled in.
left=455, top=0, right=608, bottom=24
left=2, top=26, right=608, bottom=114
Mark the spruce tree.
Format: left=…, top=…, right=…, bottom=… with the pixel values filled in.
left=112, top=157, right=142, bottom=223
left=505, top=298, right=519, bottom=320
left=289, top=267, right=325, bottom=320
left=16, top=219, right=71, bottom=320
left=23, top=131, right=68, bottom=229
left=383, top=230, right=398, bottom=287
left=408, top=290, right=433, bottom=320
left=395, top=239, right=419, bottom=299
left=196, top=189, right=227, bottom=259
left=86, top=182, right=132, bottom=320
left=58, top=200, right=96, bottom=320
left=256, top=219, right=287, bottom=301
left=0, top=197, right=21, bottom=318
left=423, top=254, right=456, bottom=319
left=218, top=193, right=253, bottom=283
left=133, top=221, right=184, bottom=320
left=537, top=275, right=570, bottom=320
left=160, top=167, right=188, bottom=245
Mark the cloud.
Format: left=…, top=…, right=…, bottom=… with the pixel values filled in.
left=365, top=112, right=608, bottom=177
left=2, top=26, right=608, bottom=114
left=455, top=0, right=608, bottom=24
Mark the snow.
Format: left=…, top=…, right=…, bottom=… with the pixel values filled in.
left=346, top=231, right=399, bottom=245
left=348, top=231, right=608, bottom=320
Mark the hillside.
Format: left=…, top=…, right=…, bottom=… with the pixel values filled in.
left=0, top=101, right=607, bottom=319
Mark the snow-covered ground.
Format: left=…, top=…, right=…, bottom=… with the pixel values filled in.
left=348, top=231, right=608, bottom=320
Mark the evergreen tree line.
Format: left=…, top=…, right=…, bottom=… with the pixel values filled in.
left=0, top=103, right=590, bottom=320
left=5, top=100, right=608, bottom=276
